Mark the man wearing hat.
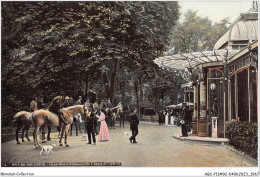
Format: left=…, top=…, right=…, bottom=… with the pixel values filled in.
left=30, top=95, right=38, bottom=112
left=75, top=96, right=82, bottom=105
left=63, top=96, right=70, bottom=108
left=129, top=107, right=139, bottom=144
left=48, top=96, right=69, bottom=126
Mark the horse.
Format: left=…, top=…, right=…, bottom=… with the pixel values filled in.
left=70, top=113, right=84, bottom=136
left=119, top=106, right=129, bottom=128
left=105, top=102, right=122, bottom=129
left=14, top=111, right=33, bottom=144
left=14, top=110, right=49, bottom=144
left=31, top=105, right=89, bottom=148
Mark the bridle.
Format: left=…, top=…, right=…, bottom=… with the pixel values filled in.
left=83, top=104, right=88, bottom=118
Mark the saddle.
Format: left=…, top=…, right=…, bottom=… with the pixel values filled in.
left=61, top=110, right=73, bottom=120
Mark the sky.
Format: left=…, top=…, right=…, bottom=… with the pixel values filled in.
left=179, top=1, right=254, bottom=24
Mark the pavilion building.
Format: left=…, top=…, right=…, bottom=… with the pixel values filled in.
left=154, top=11, right=258, bottom=138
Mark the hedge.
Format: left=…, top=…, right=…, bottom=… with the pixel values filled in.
left=226, top=121, right=258, bottom=159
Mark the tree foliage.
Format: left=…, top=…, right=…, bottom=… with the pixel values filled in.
left=168, top=10, right=230, bottom=54
left=1, top=1, right=180, bottom=126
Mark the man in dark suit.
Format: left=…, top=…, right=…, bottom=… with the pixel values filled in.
left=181, top=104, right=189, bottom=137
left=86, top=111, right=97, bottom=145
left=129, top=108, right=139, bottom=144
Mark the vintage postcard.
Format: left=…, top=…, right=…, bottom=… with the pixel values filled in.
left=1, top=1, right=259, bottom=176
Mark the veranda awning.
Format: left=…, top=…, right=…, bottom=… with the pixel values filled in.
left=153, top=50, right=239, bottom=70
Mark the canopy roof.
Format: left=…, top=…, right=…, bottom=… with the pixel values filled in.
left=140, top=99, right=155, bottom=108
left=154, top=50, right=239, bottom=70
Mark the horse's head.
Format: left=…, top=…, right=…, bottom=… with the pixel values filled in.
left=77, top=105, right=89, bottom=119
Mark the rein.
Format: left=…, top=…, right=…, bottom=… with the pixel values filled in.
left=83, top=104, right=88, bottom=118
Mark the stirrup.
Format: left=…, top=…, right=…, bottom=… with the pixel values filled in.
left=62, top=122, right=69, bottom=126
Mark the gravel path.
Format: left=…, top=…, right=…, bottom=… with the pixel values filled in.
left=1, top=121, right=257, bottom=167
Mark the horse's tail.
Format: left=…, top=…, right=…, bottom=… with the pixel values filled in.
left=13, top=111, right=30, bottom=124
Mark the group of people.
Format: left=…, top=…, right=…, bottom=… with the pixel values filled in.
left=29, top=94, right=140, bottom=145
left=158, top=103, right=193, bottom=137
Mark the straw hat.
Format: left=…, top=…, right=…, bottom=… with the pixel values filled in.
left=93, top=103, right=99, bottom=109
left=65, top=96, right=70, bottom=100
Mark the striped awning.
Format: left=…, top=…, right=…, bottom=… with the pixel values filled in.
left=154, top=50, right=239, bottom=70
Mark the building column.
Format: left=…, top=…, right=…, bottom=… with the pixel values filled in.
left=248, top=67, right=251, bottom=123
left=223, top=62, right=228, bottom=138
left=192, top=84, right=197, bottom=134
left=198, top=78, right=207, bottom=137
left=235, top=74, right=238, bottom=118
left=200, top=81, right=206, bottom=118
left=228, top=79, right=231, bottom=121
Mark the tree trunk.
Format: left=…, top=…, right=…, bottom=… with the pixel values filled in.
left=110, top=57, right=119, bottom=105
left=103, top=71, right=110, bottom=100
left=84, top=76, right=89, bottom=99
left=121, top=84, right=125, bottom=108
left=134, top=78, right=140, bottom=117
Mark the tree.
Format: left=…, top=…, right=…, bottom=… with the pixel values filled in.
left=1, top=1, right=180, bottom=127
left=168, top=10, right=230, bottom=54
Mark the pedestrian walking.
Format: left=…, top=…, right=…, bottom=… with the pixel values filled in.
left=129, top=107, right=139, bottom=144
left=98, top=112, right=110, bottom=141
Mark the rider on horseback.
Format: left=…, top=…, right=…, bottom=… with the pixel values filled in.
left=48, top=96, right=69, bottom=126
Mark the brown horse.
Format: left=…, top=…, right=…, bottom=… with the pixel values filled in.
left=14, top=111, right=33, bottom=144
left=14, top=110, right=49, bottom=144
left=31, top=105, right=89, bottom=148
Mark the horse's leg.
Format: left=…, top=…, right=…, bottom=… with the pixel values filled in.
left=64, top=125, right=70, bottom=147
left=33, top=126, right=40, bottom=148
left=123, top=116, right=125, bottom=128
left=113, top=116, right=116, bottom=129
left=57, top=126, right=61, bottom=138
left=16, top=124, right=23, bottom=144
left=79, top=122, right=82, bottom=134
left=75, top=122, right=78, bottom=136
left=41, top=125, right=46, bottom=143
left=59, top=125, right=65, bottom=146
left=26, top=125, right=31, bottom=141
left=47, top=126, right=52, bottom=141
left=70, top=123, right=73, bottom=136
left=22, top=126, right=26, bottom=142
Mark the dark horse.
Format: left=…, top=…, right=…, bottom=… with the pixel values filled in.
left=31, top=105, right=89, bottom=148
left=104, top=102, right=122, bottom=129
left=70, top=113, right=84, bottom=136
left=119, top=106, right=129, bottom=128
left=14, top=111, right=33, bottom=144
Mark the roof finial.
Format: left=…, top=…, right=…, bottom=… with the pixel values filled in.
left=250, top=1, right=258, bottom=12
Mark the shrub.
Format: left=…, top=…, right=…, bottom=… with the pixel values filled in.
left=226, top=121, right=258, bottom=159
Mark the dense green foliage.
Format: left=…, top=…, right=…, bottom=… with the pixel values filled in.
left=2, top=1, right=180, bottom=127
left=226, top=121, right=258, bottom=159
left=168, top=10, right=230, bottom=54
